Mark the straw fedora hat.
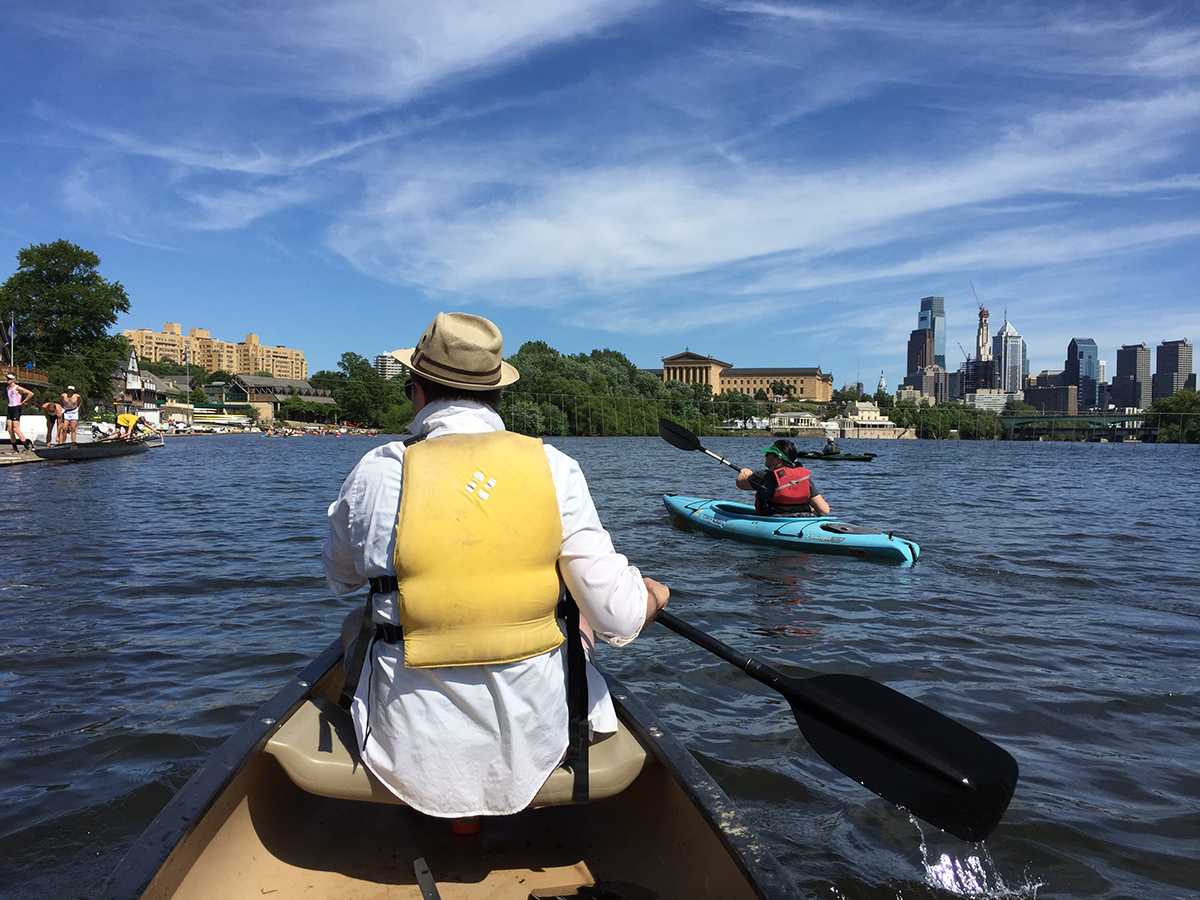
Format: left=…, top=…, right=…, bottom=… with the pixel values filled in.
left=392, top=312, right=520, bottom=390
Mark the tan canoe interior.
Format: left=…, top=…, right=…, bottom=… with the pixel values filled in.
left=139, top=665, right=768, bottom=900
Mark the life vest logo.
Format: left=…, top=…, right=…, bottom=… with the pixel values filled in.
left=465, top=470, right=498, bottom=500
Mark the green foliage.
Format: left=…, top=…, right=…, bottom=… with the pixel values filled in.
left=203, top=369, right=233, bottom=385
left=140, top=358, right=195, bottom=378
left=189, top=386, right=207, bottom=405
left=307, top=352, right=408, bottom=429
left=873, top=388, right=894, bottom=410
left=253, top=370, right=273, bottom=377
left=1145, top=389, right=1200, bottom=443
left=0, top=239, right=130, bottom=401
left=1003, top=397, right=1038, bottom=414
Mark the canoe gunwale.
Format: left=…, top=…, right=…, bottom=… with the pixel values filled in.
left=100, top=638, right=802, bottom=900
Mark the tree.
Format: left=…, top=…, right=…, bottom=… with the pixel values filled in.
left=0, top=239, right=130, bottom=402
left=1145, top=389, right=1200, bottom=443
left=189, top=386, right=208, bottom=405
left=873, top=388, right=894, bottom=410
left=769, top=380, right=795, bottom=401
left=253, top=370, right=273, bottom=377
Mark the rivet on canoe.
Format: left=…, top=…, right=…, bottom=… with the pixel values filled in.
left=261, top=718, right=276, bottom=725
left=297, top=681, right=310, bottom=688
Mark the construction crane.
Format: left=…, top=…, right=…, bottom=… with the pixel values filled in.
left=958, top=341, right=970, bottom=362
left=970, top=281, right=988, bottom=316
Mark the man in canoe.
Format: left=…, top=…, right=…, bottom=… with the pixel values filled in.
left=819, top=436, right=841, bottom=456
left=322, top=312, right=669, bottom=822
left=736, top=439, right=831, bottom=516
left=61, top=385, right=82, bottom=443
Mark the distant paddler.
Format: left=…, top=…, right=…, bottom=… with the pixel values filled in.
left=819, top=436, right=841, bottom=456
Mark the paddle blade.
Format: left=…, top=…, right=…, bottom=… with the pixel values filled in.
left=658, top=418, right=702, bottom=452
left=785, top=672, right=1018, bottom=842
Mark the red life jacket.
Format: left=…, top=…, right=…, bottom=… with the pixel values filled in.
left=755, top=465, right=812, bottom=514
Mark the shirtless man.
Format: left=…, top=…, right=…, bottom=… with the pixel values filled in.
left=61, top=385, right=82, bottom=444
left=41, top=401, right=64, bottom=447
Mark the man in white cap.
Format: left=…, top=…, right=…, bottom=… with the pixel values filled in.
left=6, top=373, right=34, bottom=452
left=322, top=312, right=669, bottom=823
left=61, top=385, right=82, bottom=444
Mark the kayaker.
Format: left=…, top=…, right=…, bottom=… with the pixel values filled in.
left=819, top=436, right=841, bottom=456
left=322, top=311, right=670, bottom=822
left=736, top=439, right=831, bottom=516
left=5, top=373, right=34, bottom=452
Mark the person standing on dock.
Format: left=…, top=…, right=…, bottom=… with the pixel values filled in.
left=6, top=373, right=34, bottom=452
left=60, top=385, right=82, bottom=444
left=322, top=311, right=669, bottom=822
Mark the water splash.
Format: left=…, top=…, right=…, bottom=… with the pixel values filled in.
left=914, top=815, right=1045, bottom=898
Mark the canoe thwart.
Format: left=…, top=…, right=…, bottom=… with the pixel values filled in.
left=265, top=698, right=649, bottom=808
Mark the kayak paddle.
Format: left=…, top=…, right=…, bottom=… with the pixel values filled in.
left=658, top=418, right=743, bottom=471
left=655, top=609, right=1018, bottom=842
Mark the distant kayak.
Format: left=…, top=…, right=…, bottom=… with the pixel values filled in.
left=663, top=494, right=919, bottom=564
left=792, top=450, right=877, bottom=461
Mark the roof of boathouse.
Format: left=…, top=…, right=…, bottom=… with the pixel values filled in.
left=235, top=374, right=335, bottom=403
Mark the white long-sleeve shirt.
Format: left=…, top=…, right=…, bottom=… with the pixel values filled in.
left=322, top=400, right=650, bottom=817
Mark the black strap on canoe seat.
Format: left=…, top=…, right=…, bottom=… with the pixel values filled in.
left=339, top=575, right=400, bottom=710
left=559, top=590, right=590, bottom=804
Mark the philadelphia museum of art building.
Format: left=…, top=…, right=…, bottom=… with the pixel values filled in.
left=653, top=351, right=834, bottom=402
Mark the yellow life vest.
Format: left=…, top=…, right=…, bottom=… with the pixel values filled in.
left=394, top=431, right=563, bottom=668
left=116, top=413, right=139, bottom=428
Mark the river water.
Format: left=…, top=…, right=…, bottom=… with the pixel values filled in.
left=1, top=434, right=1198, bottom=899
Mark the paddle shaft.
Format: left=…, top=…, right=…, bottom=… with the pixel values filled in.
left=703, top=449, right=741, bottom=471
left=656, top=610, right=969, bottom=786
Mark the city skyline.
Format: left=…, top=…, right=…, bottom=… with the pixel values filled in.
left=2, top=2, right=1197, bottom=389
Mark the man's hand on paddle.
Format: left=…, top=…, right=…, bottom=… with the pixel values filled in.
left=643, top=577, right=669, bottom=624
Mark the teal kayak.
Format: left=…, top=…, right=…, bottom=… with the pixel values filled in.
left=663, top=494, right=919, bottom=564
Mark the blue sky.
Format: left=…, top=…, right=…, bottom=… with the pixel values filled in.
left=2, top=1, right=1197, bottom=389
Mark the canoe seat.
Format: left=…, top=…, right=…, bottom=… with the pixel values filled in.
left=264, top=698, right=648, bottom=808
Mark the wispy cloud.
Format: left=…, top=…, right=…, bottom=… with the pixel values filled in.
left=1, top=0, right=1197, bottom=379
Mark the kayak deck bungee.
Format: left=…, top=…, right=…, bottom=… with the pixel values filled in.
left=663, top=494, right=919, bottom=564
left=100, top=638, right=802, bottom=900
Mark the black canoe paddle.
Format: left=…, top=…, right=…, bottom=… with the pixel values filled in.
left=658, top=417, right=744, bottom=470
left=655, top=609, right=1017, bottom=842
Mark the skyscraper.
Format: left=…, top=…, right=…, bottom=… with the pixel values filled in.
left=975, top=306, right=991, bottom=362
left=1065, top=338, right=1100, bottom=409
left=1112, top=343, right=1151, bottom=409
left=1151, top=338, right=1196, bottom=401
left=906, top=328, right=934, bottom=376
left=918, top=296, right=946, bottom=369
left=991, top=317, right=1024, bottom=393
